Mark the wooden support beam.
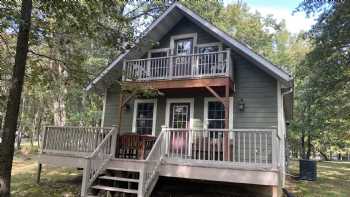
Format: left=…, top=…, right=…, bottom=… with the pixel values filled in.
left=121, top=90, right=138, bottom=107
left=126, top=77, right=231, bottom=90
left=205, top=86, right=225, bottom=105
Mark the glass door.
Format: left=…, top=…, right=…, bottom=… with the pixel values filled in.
left=174, top=38, right=193, bottom=77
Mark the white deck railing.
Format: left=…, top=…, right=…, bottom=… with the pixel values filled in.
left=139, top=130, right=165, bottom=197
left=123, top=50, right=231, bottom=81
left=162, top=128, right=277, bottom=169
left=81, top=127, right=118, bottom=197
left=42, top=126, right=113, bottom=155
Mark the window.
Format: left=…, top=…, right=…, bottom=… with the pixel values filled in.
left=175, top=38, right=193, bottom=55
left=133, top=100, right=157, bottom=135
left=198, top=45, right=219, bottom=53
left=207, top=101, right=225, bottom=129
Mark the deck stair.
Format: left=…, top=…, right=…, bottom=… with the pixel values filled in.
left=88, top=167, right=140, bottom=197
left=84, top=130, right=165, bottom=197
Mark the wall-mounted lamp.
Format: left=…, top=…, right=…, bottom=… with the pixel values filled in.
left=239, top=98, right=245, bottom=112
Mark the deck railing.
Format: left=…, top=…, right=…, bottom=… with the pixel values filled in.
left=123, top=50, right=231, bottom=81
left=163, top=128, right=277, bottom=168
left=81, top=127, right=118, bottom=196
left=42, top=126, right=113, bottom=155
left=139, top=130, right=165, bottom=196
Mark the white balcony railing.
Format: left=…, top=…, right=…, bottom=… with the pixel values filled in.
left=123, top=50, right=231, bottom=81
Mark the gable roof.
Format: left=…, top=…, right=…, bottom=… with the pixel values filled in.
left=86, top=2, right=293, bottom=92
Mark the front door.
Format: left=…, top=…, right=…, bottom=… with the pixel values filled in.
left=169, top=103, right=190, bottom=129
left=168, top=102, right=191, bottom=157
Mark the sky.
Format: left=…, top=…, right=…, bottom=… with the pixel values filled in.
left=223, top=0, right=317, bottom=34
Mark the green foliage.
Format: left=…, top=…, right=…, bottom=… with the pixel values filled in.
left=290, top=0, right=350, bottom=158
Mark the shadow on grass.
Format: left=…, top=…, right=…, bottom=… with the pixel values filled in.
left=11, top=156, right=81, bottom=197
left=286, top=160, right=350, bottom=197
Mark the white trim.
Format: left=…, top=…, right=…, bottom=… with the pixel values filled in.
left=170, top=33, right=198, bottom=54
left=165, top=98, right=194, bottom=128
left=147, top=48, right=170, bottom=58
left=203, top=97, right=233, bottom=129
left=100, top=88, right=108, bottom=127
left=132, top=99, right=157, bottom=136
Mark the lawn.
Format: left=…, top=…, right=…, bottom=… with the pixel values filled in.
left=11, top=146, right=81, bottom=197
left=286, top=160, right=350, bottom=197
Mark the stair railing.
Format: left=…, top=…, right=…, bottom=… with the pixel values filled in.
left=139, top=129, right=166, bottom=197
left=81, top=127, right=118, bottom=197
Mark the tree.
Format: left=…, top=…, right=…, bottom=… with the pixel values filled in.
left=0, top=0, right=32, bottom=196
left=291, top=0, right=350, bottom=159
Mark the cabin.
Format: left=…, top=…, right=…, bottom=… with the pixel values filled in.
left=37, top=3, right=293, bottom=197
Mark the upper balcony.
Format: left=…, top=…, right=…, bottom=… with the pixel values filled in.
left=122, top=50, right=232, bottom=82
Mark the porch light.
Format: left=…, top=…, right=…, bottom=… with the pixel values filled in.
left=239, top=98, right=245, bottom=112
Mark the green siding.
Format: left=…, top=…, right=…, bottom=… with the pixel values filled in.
left=233, top=56, right=278, bottom=129
left=102, top=17, right=278, bottom=133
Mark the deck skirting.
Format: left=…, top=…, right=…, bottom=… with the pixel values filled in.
left=159, top=162, right=279, bottom=186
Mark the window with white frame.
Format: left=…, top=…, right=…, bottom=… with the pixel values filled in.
left=207, top=101, right=225, bottom=129
left=133, top=100, right=156, bottom=135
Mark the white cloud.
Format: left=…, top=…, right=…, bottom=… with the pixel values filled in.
left=249, top=6, right=317, bottom=34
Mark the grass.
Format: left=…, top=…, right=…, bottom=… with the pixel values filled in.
left=286, top=160, right=350, bottom=197
left=11, top=146, right=81, bottom=197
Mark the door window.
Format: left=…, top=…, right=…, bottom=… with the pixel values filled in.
left=169, top=103, right=190, bottom=129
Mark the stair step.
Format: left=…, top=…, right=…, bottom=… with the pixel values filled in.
left=91, top=185, right=138, bottom=194
left=106, top=167, right=139, bottom=173
left=98, top=175, right=139, bottom=183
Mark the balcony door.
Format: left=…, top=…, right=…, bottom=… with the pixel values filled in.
left=173, top=38, right=193, bottom=77
left=149, top=50, right=168, bottom=79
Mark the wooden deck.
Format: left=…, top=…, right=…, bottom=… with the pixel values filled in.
left=37, top=126, right=280, bottom=197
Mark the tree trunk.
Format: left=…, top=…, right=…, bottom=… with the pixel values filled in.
left=0, top=0, right=32, bottom=196
left=319, top=151, right=330, bottom=161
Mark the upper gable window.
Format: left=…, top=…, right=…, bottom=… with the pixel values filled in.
left=175, top=38, right=193, bottom=55
left=198, top=45, right=219, bottom=53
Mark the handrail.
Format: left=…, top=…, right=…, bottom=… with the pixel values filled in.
left=88, top=130, right=114, bottom=158
left=140, top=130, right=165, bottom=197
left=123, top=50, right=230, bottom=81
left=81, top=127, right=118, bottom=197
left=42, top=126, right=113, bottom=155
left=125, top=50, right=229, bottom=62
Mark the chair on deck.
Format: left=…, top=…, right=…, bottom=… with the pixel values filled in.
left=116, top=133, right=156, bottom=160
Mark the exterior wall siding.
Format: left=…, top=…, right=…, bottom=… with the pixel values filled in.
left=102, top=17, right=278, bottom=132
left=155, top=18, right=220, bottom=50
left=233, top=55, right=278, bottom=128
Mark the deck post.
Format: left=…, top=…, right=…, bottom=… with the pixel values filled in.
left=111, top=126, right=118, bottom=158
left=36, top=163, right=42, bottom=184
left=224, top=82, right=230, bottom=161
left=81, top=160, right=90, bottom=197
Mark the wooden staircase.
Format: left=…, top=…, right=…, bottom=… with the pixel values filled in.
left=88, top=167, right=140, bottom=197
left=82, top=130, right=165, bottom=197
